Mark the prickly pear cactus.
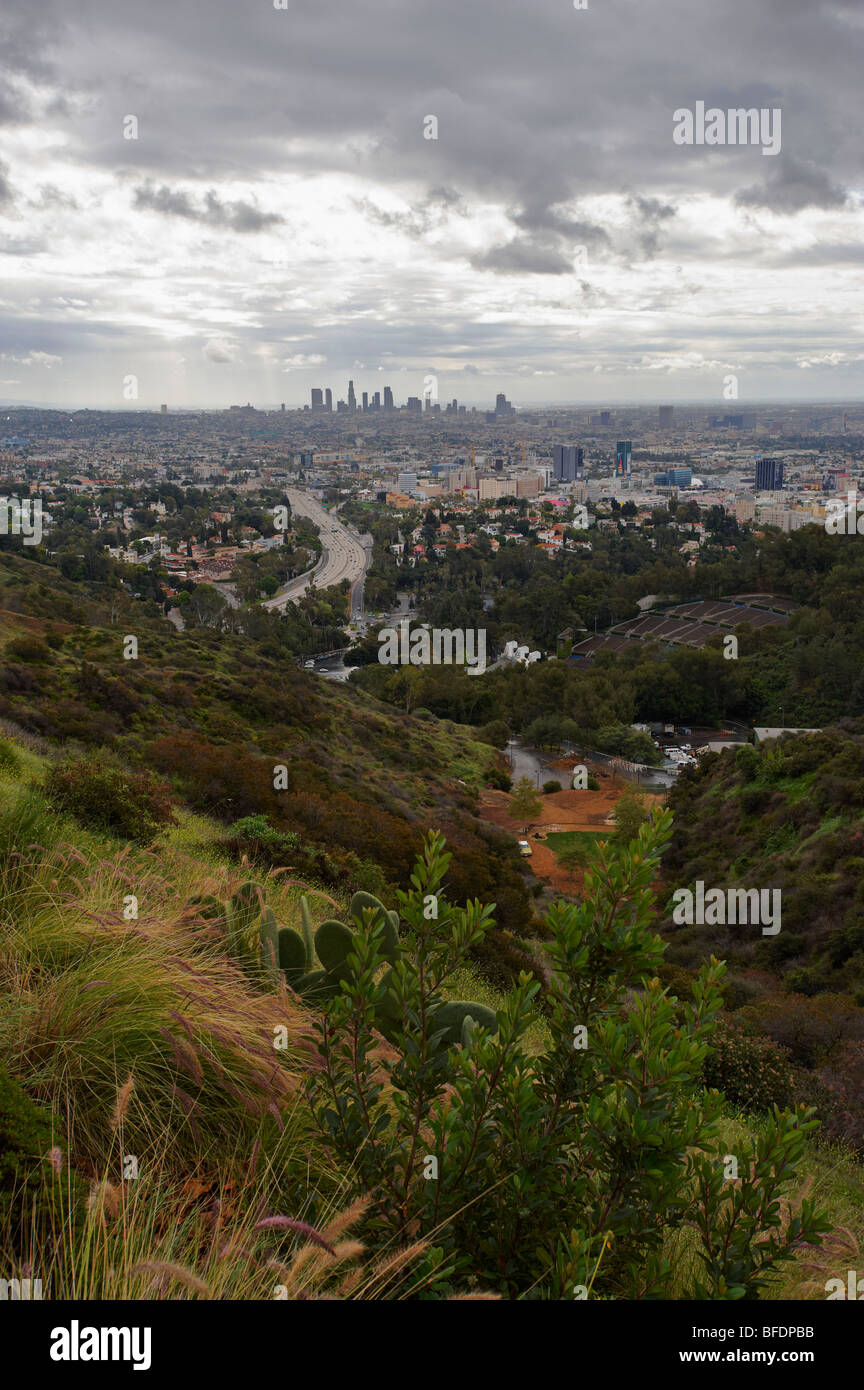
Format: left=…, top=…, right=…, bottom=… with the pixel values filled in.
left=277, top=927, right=307, bottom=981
left=349, top=891, right=400, bottom=962
left=194, top=880, right=500, bottom=1046
left=299, top=896, right=316, bottom=968
left=429, top=1000, right=498, bottom=1047
left=257, top=905, right=280, bottom=982
left=315, top=920, right=355, bottom=971
left=192, top=881, right=288, bottom=985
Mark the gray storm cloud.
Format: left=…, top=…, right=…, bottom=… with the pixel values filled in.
left=0, top=0, right=859, bottom=404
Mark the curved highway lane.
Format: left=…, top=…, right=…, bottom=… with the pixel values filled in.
left=264, top=488, right=369, bottom=611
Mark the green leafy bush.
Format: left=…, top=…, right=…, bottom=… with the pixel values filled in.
left=612, top=789, right=649, bottom=844
left=0, top=737, right=22, bottom=777
left=45, top=757, right=175, bottom=845
left=543, top=779, right=562, bottom=794
left=656, top=961, right=698, bottom=1006
left=0, top=1065, right=48, bottom=1202
left=226, top=814, right=301, bottom=864
left=0, top=1064, right=68, bottom=1252
left=702, top=1018, right=795, bottom=1112
left=305, top=818, right=826, bottom=1298
left=785, top=966, right=831, bottom=998
left=740, top=786, right=773, bottom=816
left=476, top=719, right=510, bottom=748
left=5, top=636, right=51, bottom=664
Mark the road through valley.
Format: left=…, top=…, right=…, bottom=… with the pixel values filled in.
left=263, top=489, right=369, bottom=613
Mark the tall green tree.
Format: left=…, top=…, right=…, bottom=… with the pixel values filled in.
left=508, top=775, right=543, bottom=832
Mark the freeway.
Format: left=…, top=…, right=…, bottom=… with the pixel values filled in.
left=263, top=489, right=369, bottom=612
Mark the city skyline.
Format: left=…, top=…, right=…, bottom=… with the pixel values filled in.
left=3, top=392, right=862, bottom=414
left=0, top=0, right=861, bottom=408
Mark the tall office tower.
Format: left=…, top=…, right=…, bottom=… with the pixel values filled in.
left=311, top=388, right=323, bottom=411
left=552, top=445, right=584, bottom=482
left=615, top=440, right=632, bottom=477
left=495, top=392, right=515, bottom=416
left=325, top=388, right=333, bottom=412
left=160, top=403, right=168, bottom=413
left=407, top=396, right=422, bottom=413
left=755, top=457, right=784, bottom=491
left=362, top=391, right=368, bottom=411
left=348, top=380, right=356, bottom=410
left=668, top=467, right=692, bottom=487
left=372, top=391, right=381, bottom=410
left=383, top=386, right=394, bottom=411
left=600, top=411, right=611, bottom=426
left=280, top=402, right=285, bottom=412
left=658, top=405, right=674, bottom=428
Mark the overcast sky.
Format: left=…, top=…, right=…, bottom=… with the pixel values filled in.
left=0, top=0, right=861, bottom=409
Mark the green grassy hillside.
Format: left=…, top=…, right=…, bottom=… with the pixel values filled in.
left=1, top=550, right=862, bottom=1302
left=0, top=748, right=857, bottom=1301
left=660, top=726, right=864, bottom=1153
left=663, top=726, right=864, bottom=994
left=0, top=548, right=540, bottom=983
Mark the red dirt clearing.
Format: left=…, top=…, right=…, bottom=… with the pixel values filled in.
left=479, top=764, right=666, bottom=894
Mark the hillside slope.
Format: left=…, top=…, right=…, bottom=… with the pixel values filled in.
left=0, top=548, right=538, bottom=980
left=662, top=724, right=864, bottom=995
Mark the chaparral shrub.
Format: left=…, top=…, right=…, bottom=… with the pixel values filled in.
left=702, top=1017, right=795, bottom=1113
left=0, top=737, right=22, bottom=778
left=45, top=757, right=175, bottom=845
left=305, top=814, right=826, bottom=1299
left=0, top=1064, right=78, bottom=1257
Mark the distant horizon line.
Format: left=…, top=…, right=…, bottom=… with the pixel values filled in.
left=1, top=397, right=862, bottom=414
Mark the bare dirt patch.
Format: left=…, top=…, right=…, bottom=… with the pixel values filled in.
left=479, top=762, right=666, bottom=895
